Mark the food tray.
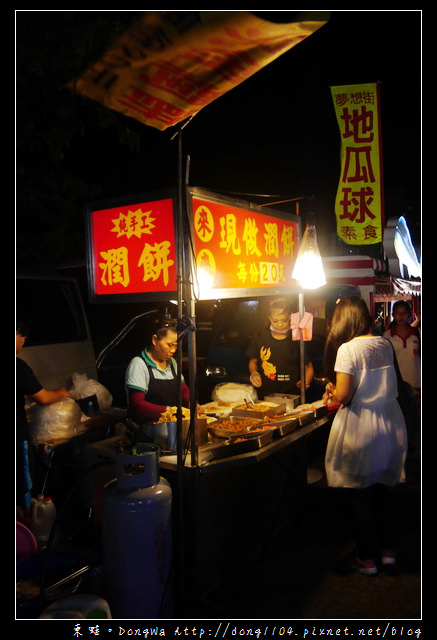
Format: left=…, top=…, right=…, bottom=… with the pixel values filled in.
left=209, top=416, right=262, bottom=439
left=294, top=411, right=314, bottom=426
left=313, top=404, right=328, bottom=418
left=210, top=430, right=274, bottom=459
left=200, top=401, right=234, bottom=418
left=231, top=401, right=286, bottom=418
left=266, top=417, right=300, bottom=436
left=264, top=394, right=300, bottom=411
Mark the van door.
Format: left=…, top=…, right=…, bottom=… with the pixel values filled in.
left=16, top=275, right=97, bottom=389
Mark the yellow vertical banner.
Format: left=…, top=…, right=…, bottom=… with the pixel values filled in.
left=331, top=83, right=384, bottom=245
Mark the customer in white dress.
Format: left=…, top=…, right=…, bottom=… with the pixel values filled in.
left=323, top=297, right=408, bottom=576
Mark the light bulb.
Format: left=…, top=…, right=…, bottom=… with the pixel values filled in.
left=292, top=222, right=327, bottom=289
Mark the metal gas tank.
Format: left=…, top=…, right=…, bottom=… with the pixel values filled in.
left=102, top=444, right=172, bottom=619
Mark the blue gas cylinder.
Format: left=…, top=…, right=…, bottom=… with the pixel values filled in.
left=102, top=443, right=173, bottom=619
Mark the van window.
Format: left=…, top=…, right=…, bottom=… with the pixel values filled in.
left=16, top=278, right=87, bottom=346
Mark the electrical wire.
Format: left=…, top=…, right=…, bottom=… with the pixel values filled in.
left=95, top=309, right=158, bottom=368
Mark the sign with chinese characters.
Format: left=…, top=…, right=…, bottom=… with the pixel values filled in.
left=86, top=192, right=178, bottom=301
left=331, top=82, right=384, bottom=245
left=189, top=189, right=300, bottom=299
left=69, top=11, right=329, bottom=131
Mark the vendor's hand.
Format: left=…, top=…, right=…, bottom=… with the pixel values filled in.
left=296, top=379, right=312, bottom=390
left=249, top=371, right=262, bottom=388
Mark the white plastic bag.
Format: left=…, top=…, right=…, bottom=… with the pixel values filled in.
left=211, top=382, right=258, bottom=405
left=69, top=372, right=113, bottom=411
left=27, top=398, right=82, bottom=444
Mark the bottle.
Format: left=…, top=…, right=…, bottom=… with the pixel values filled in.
left=31, top=494, right=57, bottom=549
left=87, top=399, right=95, bottom=416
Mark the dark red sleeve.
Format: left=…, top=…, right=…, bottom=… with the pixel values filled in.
left=127, top=389, right=167, bottom=423
left=127, top=382, right=190, bottom=424
left=181, top=382, right=190, bottom=407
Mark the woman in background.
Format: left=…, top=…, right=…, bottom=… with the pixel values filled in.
left=383, top=300, right=420, bottom=406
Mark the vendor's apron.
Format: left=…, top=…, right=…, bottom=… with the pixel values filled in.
left=144, top=360, right=179, bottom=407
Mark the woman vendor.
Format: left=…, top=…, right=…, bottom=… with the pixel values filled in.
left=125, top=320, right=190, bottom=424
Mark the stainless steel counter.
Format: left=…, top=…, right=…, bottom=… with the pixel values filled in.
left=160, top=413, right=334, bottom=473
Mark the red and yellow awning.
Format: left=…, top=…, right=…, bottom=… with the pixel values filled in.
left=69, top=11, right=329, bottom=131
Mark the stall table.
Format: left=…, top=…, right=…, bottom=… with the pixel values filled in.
left=159, top=413, right=334, bottom=612
left=33, top=409, right=129, bottom=535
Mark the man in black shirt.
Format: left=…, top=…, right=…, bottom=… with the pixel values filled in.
left=16, top=319, right=71, bottom=511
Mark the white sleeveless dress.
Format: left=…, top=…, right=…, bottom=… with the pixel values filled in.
left=325, top=336, right=408, bottom=489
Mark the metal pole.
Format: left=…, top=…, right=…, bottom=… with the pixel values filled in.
left=176, top=130, right=184, bottom=474
left=188, top=298, right=198, bottom=467
left=299, top=290, right=306, bottom=405
left=175, top=126, right=185, bottom=612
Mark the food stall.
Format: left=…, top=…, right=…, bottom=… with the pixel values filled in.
left=81, top=183, right=338, bottom=609
left=52, top=11, right=336, bottom=615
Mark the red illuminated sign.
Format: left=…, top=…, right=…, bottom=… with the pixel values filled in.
left=86, top=193, right=178, bottom=301
left=86, top=189, right=301, bottom=303
left=189, top=189, right=300, bottom=298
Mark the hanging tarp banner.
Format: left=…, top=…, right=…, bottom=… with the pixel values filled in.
left=69, top=11, right=329, bottom=131
left=85, top=191, right=178, bottom=302
left=331, top=82, right=384, bottom=245
left=189, top=188, right=300, bottom=299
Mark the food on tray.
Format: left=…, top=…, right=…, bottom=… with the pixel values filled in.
left=262, top=413, right=289, bottom=422
left=201, top=401, right=233, bottom=412
left=292, top=400, right=329, bottom=412
left=213, top=418, right=261, bottom=431
left=290, top=404, right=314, bottom=413
left=157, top=406, right=210, bottom=423
left=234, top=403, right=273, bottom=412
left=232, top=400, right=286, bottom=417
left=157, top=406, right=191, bottom=423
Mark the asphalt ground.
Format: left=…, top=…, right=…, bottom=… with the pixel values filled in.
left=17, top=424, right=421, bottom=626
left=180, top=431, right=421, bottom=622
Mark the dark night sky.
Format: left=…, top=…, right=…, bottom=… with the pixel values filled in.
left=178, top=10, right=422, bottom=249
left=80, top=11, right=422, bottom=243
left=16, top=10, right=422, bottom=261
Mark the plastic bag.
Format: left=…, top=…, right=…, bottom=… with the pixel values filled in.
left=69, top=372, right=113, bottom=411
left=27, top=398, right=82, bottom=444
left=211, top=382, right=258, bottom=405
